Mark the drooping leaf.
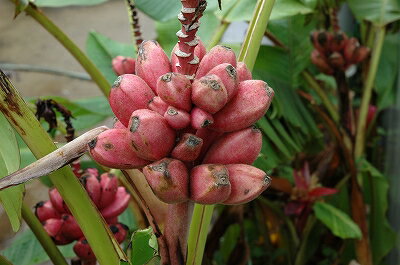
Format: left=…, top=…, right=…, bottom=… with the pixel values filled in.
left=348, top=0, right=400, bottom=26
left=34, top=0, right=108, bottom=7
left=1, top=228, right=75, bottom=265
left=130, top=227, right=159, bottom=265
left=313, top=202, right=362, bottom=239
left=359, top=159, right=396, bottom=264
left=0, top=113, right=23, bottom=232
left=86, top=31, right=136, bottom=84
left=135, top=0, right=181, bottom=22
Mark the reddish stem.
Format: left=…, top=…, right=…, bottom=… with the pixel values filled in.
left=175, top=0, right=207, bottom=78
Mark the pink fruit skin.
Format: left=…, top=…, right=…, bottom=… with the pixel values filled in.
left=100, top=187, right=130, bottom=219
left=191, top=74, right=228, bottom=114
left=35, top=201, right=60, bottom=222
left=61, top=214, right=83, bottom=241
left=207, top=63, right=238, bottom=102
left=203, top=126, right=262, bottom=165
left=112, top=56, right=136, bottom=76
left=81, top=173, right=101, bottom=208
left=171, top=133, right=203, bottom=162
left=195, top=128, right=223, bottom=161
left=113, top=119, right=126, bottom=129
left=142, top=158, right=189, bottom=204
left=236, top=62, right=252, bottom=82
left=128, top=109, right=176, bottom=161
left=156, top=72, right=192, bottom=112
left=212, top=80, right=274, bottom=132
left=89, top=128, right=150, bottom=169
left=171, top=39, right=207, bottom=73
left=109, top=74, right=155, bottom=127
left=49, top=188, right=69, bottom=214
left=148, top=96, right=169, bottom=115
left=164, top=106, right=191, bottom=129
left=190, top=164, right=231, bottom=204
left=191, top=107, right=214, bottom=129
left=136, top=40, right=172, bottom=93
left=99, top=173, right=118, bottom=209
left=110, top=223, right=128, bottom=243
left=43, top=218, right=64, bottom=237
left=73, top=238, right=96, bottom=262
left=223, top=164, right=271, bottom=205
left=196, top=45, right=237, bottom=78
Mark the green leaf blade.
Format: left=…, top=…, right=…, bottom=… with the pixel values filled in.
left=0, top=113, right=23, bottom=232
left=313, top=202, right=362, bottom=240
left=130, top=227, right=159, bottom=265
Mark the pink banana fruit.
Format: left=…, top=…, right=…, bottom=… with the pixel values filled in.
left=207, top=63, right=238, bottom=102
left=88, top=128, right=150, bottom=169
left=171, top=133, right=203, bottom=162
left=142, top=158, right=189, bottom=204
left=73, top=238, right=96, bottom=262
left=344, top=38, right=359, bottom=62
left=191, top=74, right=228, bottom=114
left=236, top=62, right=252, bottom=82
left=148, top=96, right=169, bottom=115
left=110, top=223, right=129, bottom=243
left=98, top=173, right=118, bottom=209
left=311, top=49, right=334, bottom=75
left=100, top=187, right=130, bottom=219
left=156, top=72, right=192, bottom=112
left=164, top=106, right=191, bottom=130
left=196, top=45, right=237, bottom=78
left=212, top=80, right=274, bottom=132
left=49, top=188, right=69, bottom=214
left=113, top=119, right=126, bottom=129
left=128, top=109, right=176, bottom=161
left=61, top=214, right=83, bottom=241
left=223, top=164, right=271, bottom=205
left=80, top=173, right=102, bottom=208
left=109, top=74, right=155, bottom=127
left=329, top=52, right=345, bottom=69
left=112, top=56, right=136, bottom=75
left=136, top=40, right=172, bottom=92
left=191, top=107, right=214, bottom=129
left=195, top=128, right=223, bottom=161
left=330, top=32, right=347, bottom=52
left=190, top=164, right=231, bottom=204
left=35, top=201, right=60, bottom=222
left=43, top=218, right=63, bottom=237
left=203, top=126, right=262, bottom=164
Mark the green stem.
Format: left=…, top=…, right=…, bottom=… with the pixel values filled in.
left=0, top=255, right=14, bottom=265
left=294, top=216, right=317, bottom=265
left=186, top=204, right=215, bottom=265
left=238, top=0, right=276, bottom=70
left=302, top=71, right=339, bottom=123
left=0, top=70, right=127, bottom=265
left=186, top=1, right=275, bottom=264
left=21, top=203, right=68, bottom=265
left=207, top=22, right=230, bottom=50
left=20, top=3, right=111, bottom=97
left=354, top=26, right=386, bottom=158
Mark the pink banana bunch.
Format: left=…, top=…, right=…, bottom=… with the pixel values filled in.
left=34, top=170, right=130, bottom=263
left=89, top=39, right=274, bottom=206
left=310, top=30, right=370, bottom=75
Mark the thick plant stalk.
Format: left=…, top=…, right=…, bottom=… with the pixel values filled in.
left=186, top=1, right=276, bottom=264
left=354, top=26, right=386, bottom=158
left=21, top=203, right=68, bottom=265
left=0, top=70, right=127, bottom=265
left=12, top=2, right=111, bottom=96
left=164, top=202, right=191, bottom=265
left=175, top=0, right=207, bottom=78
